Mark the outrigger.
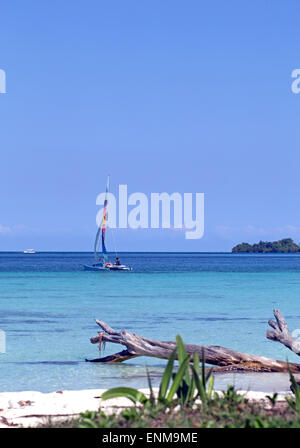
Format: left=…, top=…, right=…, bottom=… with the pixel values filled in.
left=84, top=176, right=132, bottom=272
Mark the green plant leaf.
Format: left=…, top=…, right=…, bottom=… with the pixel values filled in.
left=186, top=375, right=195, bottom=404
left=287, top=363, right=300, bottom=412
left=166, top=355, right=190, bottom=403
left=206, top=367, right=213, bottom=383
left=176, top=334, right=191, bottom=387
left=207, top=375, right=214, bottom=399
left=79, top=418, right=98, bottom=428
left=191, top=365, right=207, bottom=403
left=201, top=346, right=206, bottom=388
left=101, top=387, right=148, bottom=405
left=193, top=351, right=199, bottom=372
left=146, top=366, right=155, bottom=406
left=158, top=348, right=176, bottom=400
left=286, top=396, right=295, bottom=411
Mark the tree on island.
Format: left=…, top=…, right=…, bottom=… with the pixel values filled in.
left=232, top=238, right=300, bottom=253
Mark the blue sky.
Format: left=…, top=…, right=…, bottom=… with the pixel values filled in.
left=0, top=0, right=300, bottom=251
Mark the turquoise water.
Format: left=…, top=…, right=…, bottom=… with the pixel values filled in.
left=1, top=252, right=300, bottom=392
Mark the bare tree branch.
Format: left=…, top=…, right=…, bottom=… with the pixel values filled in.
left=266, top=309, right=300, bottom=356
left=87, top=312, right=300, bottom=373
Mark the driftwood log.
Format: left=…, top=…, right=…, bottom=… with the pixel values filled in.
left=87, top=309, right=300, bottom=373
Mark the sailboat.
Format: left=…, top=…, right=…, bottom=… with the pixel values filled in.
left=83, top=176, right=132, bottom=272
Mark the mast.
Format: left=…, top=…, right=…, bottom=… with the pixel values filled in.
left=94, top=176, right=110, bottom=262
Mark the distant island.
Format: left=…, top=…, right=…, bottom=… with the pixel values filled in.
left=232, top=238, right=300, bottom=253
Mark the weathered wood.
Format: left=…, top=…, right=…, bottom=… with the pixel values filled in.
left=266, top=309, right=300, bottom=355
left=86, top=350, right=137, bottom=363
left=87, top=312, right=300, bottom=373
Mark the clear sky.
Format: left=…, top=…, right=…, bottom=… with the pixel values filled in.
left=0, top=0, right=300, bottom=251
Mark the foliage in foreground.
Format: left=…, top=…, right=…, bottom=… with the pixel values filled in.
left=43, top=385, right=300, bottom=428
left=101, top=334, right=214, bottom=408
left=40, top=335, right=300, bottom=428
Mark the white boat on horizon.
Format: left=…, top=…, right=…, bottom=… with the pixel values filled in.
left=23, top=249, right=36, bottom=254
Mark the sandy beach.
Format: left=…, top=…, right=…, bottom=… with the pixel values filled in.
left=0, top=387, right=292, bottom=428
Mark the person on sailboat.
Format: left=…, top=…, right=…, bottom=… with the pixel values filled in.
left=115, top=256, right=120, bottom=266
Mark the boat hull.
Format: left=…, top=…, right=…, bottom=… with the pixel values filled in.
left=83, top=264, right=109, bottom=271
left=109, top=265, right=132, bottom=271
left=83, top=264, right=132, bottom=272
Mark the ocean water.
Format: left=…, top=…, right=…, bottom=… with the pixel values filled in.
left=1, top=252, right=300, bottom=393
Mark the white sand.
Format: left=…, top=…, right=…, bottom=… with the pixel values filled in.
left=0, top=388, right=292, bottom=428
